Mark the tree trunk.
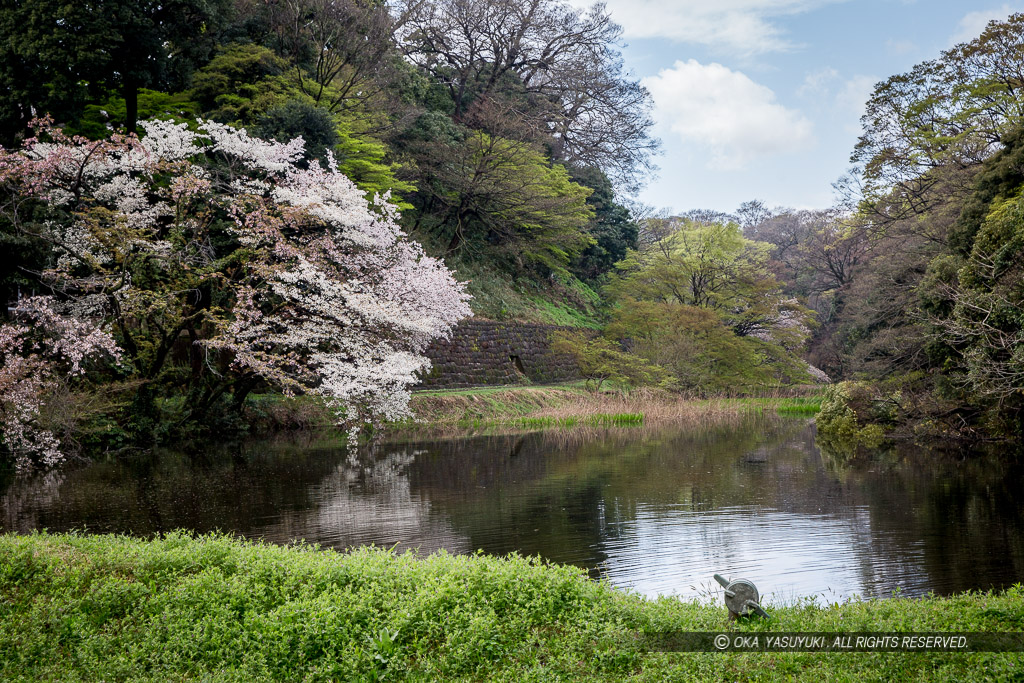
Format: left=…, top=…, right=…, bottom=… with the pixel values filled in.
left=123, top=78, right=139, bottom=135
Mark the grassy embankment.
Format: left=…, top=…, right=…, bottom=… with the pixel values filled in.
left=242, top=385, right=822, bottom=435
left=403, top=385, right=822, bottom=429
left=1, top=532, right=1020, bottom=682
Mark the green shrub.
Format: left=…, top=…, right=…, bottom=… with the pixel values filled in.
left=550, top=331, right=672, bottom=391
left=816, top=382, right=887, bottom=454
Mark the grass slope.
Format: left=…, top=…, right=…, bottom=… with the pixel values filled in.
left=405, top=386, right=821, bottom=428
left=241, top=384, right=824, bottom=434
left=1, top=532, right=1021, bottom=681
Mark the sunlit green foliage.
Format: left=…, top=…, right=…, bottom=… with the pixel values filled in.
left=608, top=220, right=801, bottom=338
left=67, top=90, right=201, bottom=139
left=190, top=43, right=293, bottom=123
left=190, top=43, right=413, bottom=202
left=2, top=532, right=1021, bottom=682
left=605, top=300, right=809, bottom=394
left=403, top=126, right=595, bottom=276
left=549, top=330, right=671, bottom=391
left=603, top=220, right=813, bottom=394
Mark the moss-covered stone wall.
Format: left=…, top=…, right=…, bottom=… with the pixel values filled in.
left=416, top=320, right=581, bottom=389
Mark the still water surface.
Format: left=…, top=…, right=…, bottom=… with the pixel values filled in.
left=3, top=415, right=1022, bottom=603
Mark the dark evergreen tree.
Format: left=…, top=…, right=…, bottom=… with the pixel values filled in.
left=0, top=0, right=232, bottom=141
left=571, top=167, right=638, bottom=281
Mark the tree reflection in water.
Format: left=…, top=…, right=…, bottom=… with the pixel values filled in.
left=2, top=416, right=1021, bottom=600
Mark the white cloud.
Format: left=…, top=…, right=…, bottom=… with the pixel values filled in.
left=884, top=38, right=916, bottom=55
left=797, top=67, right=840, bottom=98
left=796, top=69, right=876, bottom=123
left=951, top=5, right=1020, bottom=44
left=642, top=60, right=814, bottom=170
left=836, top=75, right=877, bottom=134
left=836, top=75, right=877, bottom=118
left=568, top=0, right=847, bottom=55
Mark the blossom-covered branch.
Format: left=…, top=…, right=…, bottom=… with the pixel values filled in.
left=0, top=118, right=471, bottom=466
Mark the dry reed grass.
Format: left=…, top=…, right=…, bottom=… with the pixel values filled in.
left=386, top=403, right=766, bottom=447
left=406, top=387, right=585, bottom=426
left=403, top=385, right=768, bottom=431
left=528, top=387, right=744, bottom=422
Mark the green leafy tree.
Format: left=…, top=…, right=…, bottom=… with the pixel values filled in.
left=604, top=300, right=808, bottom=394
left=820, top=14, right=1024, bottom=439
left=608, top=219, right=798, bottom=337
left=549, top=330, right=670, bottom=391
left=396, top=0, right=657, bottom=189
left=915, top=130, right=1024, bottom=432
left=66, top=90, right=201, bottom=139
left=404, top=118, right=594, bottom=276
left=235, top=0, right=401, bottom=116
left=0, top=0, right=101, bottom=143
left=852, top=13, right=1024, bottom=226
left=190, top=43, right=294, bottom=124
left=602, top=219, right=814, bottom=393
left=189, top=43, right=414, bottom=201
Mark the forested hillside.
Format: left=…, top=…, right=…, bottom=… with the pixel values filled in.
left=812, top=16, right=1024, bottom=443
left=0, top=0, right=655, bottom=326
left=1, top=1, right=1023, bottom=467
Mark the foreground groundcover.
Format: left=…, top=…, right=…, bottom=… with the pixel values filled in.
left=0, top=532, right=1021, bottom=681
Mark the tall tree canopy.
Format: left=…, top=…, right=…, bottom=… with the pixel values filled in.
left=852, top=13, right=1024, bottom=224
left=395, top=0, right=657, bottom=191
left=604, top=219, right=814, bottom=393
left=0, top=0, right=233, bottom=140
left=794, top=13, right=1024, bottom=440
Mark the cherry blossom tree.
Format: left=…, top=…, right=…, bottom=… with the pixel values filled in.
left=0, top=297, right=122, bottom=468
left=0, top=118, right=471, bottom=466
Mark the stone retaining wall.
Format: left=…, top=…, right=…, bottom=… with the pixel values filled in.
left=416, top=320, right=581, bottom=389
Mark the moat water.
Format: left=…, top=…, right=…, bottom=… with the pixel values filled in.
left=3, top=415, right=1022, bottom=603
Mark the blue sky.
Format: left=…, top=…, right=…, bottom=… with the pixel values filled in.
left=572, top=1, right=1024, bottom=214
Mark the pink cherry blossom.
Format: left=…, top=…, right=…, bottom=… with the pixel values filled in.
left=0, top=118, right=471, bottom=466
